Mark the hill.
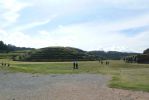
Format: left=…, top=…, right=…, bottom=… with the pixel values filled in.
left=14, top=47, right=139, bottom=62
left=88, top=51, right=138, bottom=60
left=0, top=40, right=140, bottom=61
left=0, top=40, right=34, bottom=59
left=16, top=47, right=95, bottom=61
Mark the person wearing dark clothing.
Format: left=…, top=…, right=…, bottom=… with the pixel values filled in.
left=76, top=62, right=78, bottom=69
left=7, top=63, right=10, bottom=67
left=101, top=61, right=103, bottom=64
left=73, top=61, right=79, bottom=69
left=106, top=61, right=108, bottom=65
left=73, top=62, right=76, bottom=69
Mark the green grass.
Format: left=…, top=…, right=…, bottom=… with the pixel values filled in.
left=0, top=60, right=149, bottom=92
left=0, top=50, right=31, bottom=59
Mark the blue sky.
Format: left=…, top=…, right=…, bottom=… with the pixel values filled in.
left=0, top=0, right=149, bottom=53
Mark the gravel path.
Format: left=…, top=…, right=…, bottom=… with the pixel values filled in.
left=0, top=71, right=149, bottom=100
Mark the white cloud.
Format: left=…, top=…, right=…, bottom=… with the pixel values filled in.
left=1, top=16, right=149, bottom=53
left=12, top=19, right=52, bottom=31
left=0, top=0, right=31, bottom=25
left=102, top=0, right=149, bottom=9
left=39, top=30, right=49, bottom=35
left=26, top=0, right=149, bottom=17
left=0, top=0, right=149, bottom=53
left=37, top=13, right=149, bottom=52
left=0, top=29, right=7, bottom=36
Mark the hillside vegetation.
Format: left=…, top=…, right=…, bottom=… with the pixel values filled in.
left=144, top=48, right=149, bottom=54
left=15, top=47, right=95, bottom=61
left=0, top=41, right=33, bottom=53
left=88, top=51, right=138, bottom=60
left=0, top=40, right=140, bottom=61
left=124, top=48, right=149, bottom=64
left=13, top=47, right=139, bottom=62
left=137, top=48, right=149, bottom=63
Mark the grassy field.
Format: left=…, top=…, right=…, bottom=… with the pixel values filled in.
left=0, top=60, right=149, bottom=92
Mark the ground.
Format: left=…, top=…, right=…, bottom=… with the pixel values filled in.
left=2, top=60, right=149, bottom=92
left=0, top=72, right=149, bottom=100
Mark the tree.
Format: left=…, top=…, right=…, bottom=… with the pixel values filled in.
left=0, top=40, right=33, bottom=53
left=143, top=48, right=149, bottom=54
left=0, top=41, right=8, bottom=53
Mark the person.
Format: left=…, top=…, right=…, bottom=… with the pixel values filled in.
left=106, top=61, right=108, bottom=65
left=7, top=63, right=10, bottom=67
left=4, top=63, right=6, bottom=67
left=73, top=61, right=76, bottom=69
left=2, top=62, right=3, bottom=66
left=101, top=61, right=103, bottom=64
left=73, top=61, right=79, bottom=69
left=76, top=62, right=79, bottom=69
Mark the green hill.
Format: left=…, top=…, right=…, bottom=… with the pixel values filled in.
left=0, top=50, right=33, bottom=59
left=15, top=47, right=139, bottom=62
left=1, top=41, right=141, bottom=62
left=0, top=40, right=34, bottom=59
left=16, top=47, right=95, bottom=61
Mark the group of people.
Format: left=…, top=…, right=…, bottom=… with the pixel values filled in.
left=73, top=61, right=79, bottom=69
left=0, top=62, right=10, bottom=67
left=72, top=60, right=110, bottom=70
left=99, top=60, right=110, bottom=65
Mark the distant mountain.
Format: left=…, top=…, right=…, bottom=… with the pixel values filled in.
left=88, top=51, right=139, bottom=60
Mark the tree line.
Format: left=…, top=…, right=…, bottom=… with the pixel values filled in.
left=88, top=51, right=138, bottom=60
left=0, top=41, right=33, bottom=53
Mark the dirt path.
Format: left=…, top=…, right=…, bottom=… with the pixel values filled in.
left=0, top=72, right=149, bottom=100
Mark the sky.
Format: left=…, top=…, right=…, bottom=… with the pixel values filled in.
left=0, top=0, right=149, bottom=53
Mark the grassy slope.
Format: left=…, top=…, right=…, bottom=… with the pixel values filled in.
left=0, top=50, right=31, bottom=59
left=0, top=60, right=149, bottom=92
